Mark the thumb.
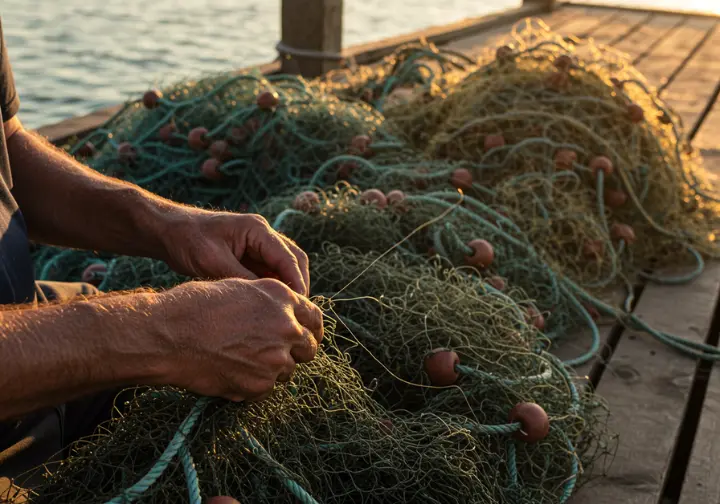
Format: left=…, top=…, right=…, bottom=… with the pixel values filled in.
left=206, top=498, right=241, bottom=504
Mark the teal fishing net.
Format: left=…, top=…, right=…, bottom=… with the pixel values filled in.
left=22, top=18, right=720, bottom=504
left=24, top=249, right=613, bottom=504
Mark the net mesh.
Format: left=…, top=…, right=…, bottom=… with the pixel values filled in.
left=20, top=18, right=719, bottom=504
left=26, top=248, right=613, bottom=504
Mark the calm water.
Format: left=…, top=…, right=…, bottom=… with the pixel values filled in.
left=2, top=0, right=717, bottom=128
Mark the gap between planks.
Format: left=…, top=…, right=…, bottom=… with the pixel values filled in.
left=666, top=153, right=720, bottom=504
left=544, top=12, right=720, bottom=504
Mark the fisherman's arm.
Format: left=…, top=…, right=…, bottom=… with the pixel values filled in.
left=0, top=277, right=323, bottom=421
left=4, top=117, right=310, bottom=294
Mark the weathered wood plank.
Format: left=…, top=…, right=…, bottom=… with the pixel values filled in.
left=343, top=3, right=549, bottom=65
left=35, top=104, right=124, bottom=145
left=657, top=21, right=719, bottom=137
left=587, top=11, right=651, bottom=47
left=446, top=5, right=579, bottom=55
left=553, top=7, right=623, bottom=38
left=694, top=103, right=720, bottom=150
left=613, top=14, right=686, bottom=64
left=564, top=1, right=720, bottom=20
left=568, top=262, right=720, bottom=503
left=676, top=153, right=720, bottom=504
left=634, top=18, right=716, bottom=89
left=551, top=289, right=626, bottom=380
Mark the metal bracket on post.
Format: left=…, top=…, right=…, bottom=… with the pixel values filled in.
left=279, top=0, right=344, bottom=78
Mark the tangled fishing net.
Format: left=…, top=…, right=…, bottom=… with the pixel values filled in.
left=22, top=17, right=720, bottom=503
left=24, top=249, right=613, bottom=504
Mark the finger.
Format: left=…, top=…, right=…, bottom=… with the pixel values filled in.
left=293, top=295, right=324, bottom=346
left=280, top=237, right=310, bottom=296
left=247, top=228, right=307, bottom=295
left=246, top=386, right=275, bottom=403
left=290, top=326, right=320, bottom=364
left=240, top=255, right=276, bottom=279
left=276, top=360, right=297, bottom=383
left=209, top=247, right=259, bottom=281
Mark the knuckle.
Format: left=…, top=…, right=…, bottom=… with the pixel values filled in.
left=248, top=214, right=269, bottom=228
left=295, top=247, right=309, bottom=263
left=256, top=277, right=293, bottom=297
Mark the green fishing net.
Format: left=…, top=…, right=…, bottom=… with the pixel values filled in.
left=23, top=249, right=613, bottom=504
left=23, top=17, right=720, bottom=504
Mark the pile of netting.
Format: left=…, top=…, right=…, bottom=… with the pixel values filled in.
left=48, top=19, right=718, bottom=327
left=24, top=249, right=614, bottom=504
left=23, top=16, right=720, bottom=503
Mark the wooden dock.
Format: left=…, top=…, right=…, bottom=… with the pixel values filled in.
left=33, top=2, right=720, bottom=503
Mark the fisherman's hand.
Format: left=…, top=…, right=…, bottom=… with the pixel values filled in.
left=157, top=277, right=323, bottom=402
left=161, top=211, right=309, bottom=296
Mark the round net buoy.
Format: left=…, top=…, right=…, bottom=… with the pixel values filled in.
left=117, top=142, right=136, bottom=163
left=423, top=348, right=460, bottom=386
left=293, top=191, right=320, bottom=213
left=188, top=127, right=210, bottom=150
left=350, top=135, right=372, bottom=157
left=495, top=45, right=513, bottom=62
left=508, top=402, right=550, bottom=443
left=554, top=149, right=577, bottom=170
left=604, top=189, right=628, bottom=208
left=465, top=239, right=494, bottom=268
left=590, top=155, right=614, bottom=176
left=450, top=168, right=473, bottom=190
left=553, top=54, right=573, bottom=71
left=77, top=141, right=96, bottom=158
left=386, top=190, right=406, bottom=206
left=611, top=223, right=636, bottom=244
left=582, top=239, right=604, bottom=258
left=210, top=140, right=231, bottom=161
left=658, top=112, right=672, bottom=125
left=525, top=306, right=545, bottom=331
left=142, top=89, right=163, bottom=109
left=484, top=134, right=505, bottom=152
left=201, top=159, right=224, bottom=181
left=256, top=90, right=279, bottom=110
left=487, top=275, right=506, bottom=291
left=628, top=103, right=645, bottom=123
left=359, top=189, right=387, bottom=209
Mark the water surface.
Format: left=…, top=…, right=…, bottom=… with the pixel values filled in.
left=2, top=0, right=716, bottom=128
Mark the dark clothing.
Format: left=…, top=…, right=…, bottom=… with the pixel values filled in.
left=0, top=282, right=117, bottom=491
left=0, top=18, right=35, bottom=305
left=0, top=20, right=118, bottom=490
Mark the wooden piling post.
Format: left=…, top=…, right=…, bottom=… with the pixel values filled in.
left=278, top=0, right=344, bottom=77
left=522, top=0, right=556, bottom=12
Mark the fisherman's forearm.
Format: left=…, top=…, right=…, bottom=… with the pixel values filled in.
left=0, top=291, right=172, bottom=421
left=6, top=122, right=190, bottom=260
